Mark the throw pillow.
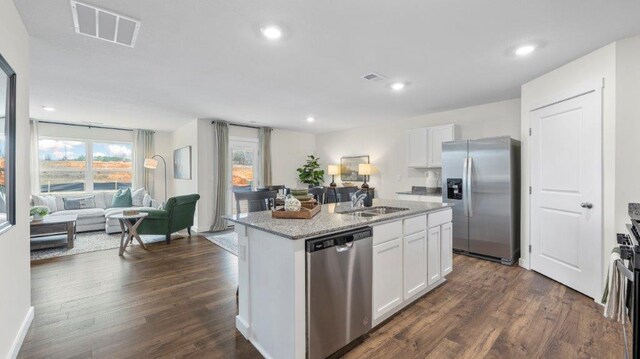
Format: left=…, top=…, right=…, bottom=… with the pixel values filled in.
left=32, top=194, right=58, bottom=213
left=63, top=196, right=96, bottom=210
left=131, top=188, right=145, bottom=207
left=111, top=188, right=133, bottom=208
left=142, top=193, right=152, bottom=207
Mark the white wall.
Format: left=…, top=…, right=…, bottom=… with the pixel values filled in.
left=38, top=122, right=134, bottom=142
left=315, top=99, right=521, bottom=199
left=520, top=44, right=617, bottom=292
left=0, top=0, right=33, bottom=357
left=615, top=35, right=640, bottom=234
left=271, top=129, right=316, bottom=189
left=168, top=119, right=198, bottom=197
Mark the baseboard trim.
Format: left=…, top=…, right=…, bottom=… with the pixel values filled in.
left=8, top=306, right=34, bottom=359
left=518, top=258, right=530, bottom=270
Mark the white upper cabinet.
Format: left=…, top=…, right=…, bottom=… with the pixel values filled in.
left=407, top=124, right=457, bottom=168
left=407, top=128, right=429, bottom=167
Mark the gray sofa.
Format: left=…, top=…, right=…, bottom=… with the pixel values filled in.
left=32, top=190, right=159, bottom=234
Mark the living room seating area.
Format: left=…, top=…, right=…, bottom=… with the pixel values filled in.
left=31, top=188, right=159, bottom=233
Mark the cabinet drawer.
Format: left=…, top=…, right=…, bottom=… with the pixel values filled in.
left=404, top=215, right=427, bottom=236
left=373, top=221, right=403, bottom=246
left=428, top=209, right=452, bottom=228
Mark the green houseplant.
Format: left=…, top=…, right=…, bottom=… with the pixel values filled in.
left=30, top=206, right=49, bottom=221
left=296, top=155, right=325, bottom=187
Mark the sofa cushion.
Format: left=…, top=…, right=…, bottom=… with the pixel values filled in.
left=63, top=195, right=96, bottom=210
left=50, top=207, right=105, bottom=219
left=104, top=192, right=115, bottom=207
left=131, top=188, right=145, bottom=207
left=32, top=194, right=58, bottom=213
left=143, top=193, right=152, bottom=207
left=111, top=188, right=132, bottom=208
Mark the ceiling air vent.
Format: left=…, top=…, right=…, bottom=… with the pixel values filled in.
left=70, top=1, right=141, bottom=47
left=362, top=73, right=387, bottom=82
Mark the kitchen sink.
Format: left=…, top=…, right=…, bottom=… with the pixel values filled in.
left=363, top=206, right=410, bottom=215
left=339, top=206, right=410, bottom=217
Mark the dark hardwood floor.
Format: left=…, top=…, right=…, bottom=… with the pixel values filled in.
left=21, top=236, right=625, bottom=359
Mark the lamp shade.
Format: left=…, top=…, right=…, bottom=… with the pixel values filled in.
left=358, top=163, right=372, bottom=175
left=144, top=158, right=158, bottom=169
left=328, top=165, right=340, bottom=175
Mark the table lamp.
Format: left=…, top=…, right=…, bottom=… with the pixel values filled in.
left=328, top=165, right=340, bottom=187
left=358, top=163, right=371, bottom=189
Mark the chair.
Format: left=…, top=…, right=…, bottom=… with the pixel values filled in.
left=234, top=190, right=278, bottom=216
left=329, top=187, right=359, bottom=203
left=267, top=185, right=289, bottom=196
left=308, top=187, right=325, bottom=204
left=136, top=194, right=200, bottom=244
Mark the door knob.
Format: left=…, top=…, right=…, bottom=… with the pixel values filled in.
left=580, top=202, right=593, bottom=209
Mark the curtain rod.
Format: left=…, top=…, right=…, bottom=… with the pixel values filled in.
left=36, top=120, right=137, bottom=132
left=211, top=121, right=261, bottom=130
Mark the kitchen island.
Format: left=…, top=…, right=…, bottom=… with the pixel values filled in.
left=224, top=199, right=453, bottom=359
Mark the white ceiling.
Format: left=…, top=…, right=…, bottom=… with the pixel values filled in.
left=15, top=0, right=640, bottom=133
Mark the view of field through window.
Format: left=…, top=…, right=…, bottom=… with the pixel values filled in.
left=39, top=139, right=133, bottom=192
left=231, top=147, right=255, bottom=189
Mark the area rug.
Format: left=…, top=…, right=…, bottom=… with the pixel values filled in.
left=204, top=231, right=238, bottom=256
left=30, top=232, right=167, bottom=261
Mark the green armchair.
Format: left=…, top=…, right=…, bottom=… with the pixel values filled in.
left=137, top=194, right=200, bottom=244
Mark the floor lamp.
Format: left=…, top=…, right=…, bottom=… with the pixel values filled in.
left=144, top=155, right=168, bottom=201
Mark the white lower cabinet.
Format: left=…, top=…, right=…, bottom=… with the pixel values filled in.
left=372, top=209, right=453, bottom=326
left=403, top=230, right=428, bottom=300
left=427, top=226, right=442, bottom=285
left=372, top=237, right=403, bottom=321
left=441, top=222, right=453, bottom=275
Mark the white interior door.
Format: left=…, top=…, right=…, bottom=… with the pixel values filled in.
left=530, top=88, right=602, bottom=299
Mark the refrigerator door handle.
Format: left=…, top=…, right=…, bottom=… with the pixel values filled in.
left=462, top=157, right=469, bottom=217
left=467, top=157, right=473, bottom=217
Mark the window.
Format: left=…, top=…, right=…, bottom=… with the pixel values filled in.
left=229, top=137, right=259, bottom=214
left=39, top=139, right=87, bottom=192
left=92, top=142, right=132, bottom=190
left=39, top=139, right=132, bottom=192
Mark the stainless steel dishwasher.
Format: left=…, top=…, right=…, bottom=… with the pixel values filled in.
left=306, top=227, right=373, bottom=359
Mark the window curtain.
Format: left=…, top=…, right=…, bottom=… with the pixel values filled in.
left=30, top=119, right=40, bottom=194
left=133, top=129, right=155, bottom=197
left=211, top=121, right=229, bottom=231
left=258, top=127, right=272, bottom=187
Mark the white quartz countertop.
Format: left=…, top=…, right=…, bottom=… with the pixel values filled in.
left=223, top=199, right=451, bottom=240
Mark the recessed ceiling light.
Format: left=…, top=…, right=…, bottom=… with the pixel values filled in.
left=42, top=106, right=56, bottom=112
left=306, top=117, right=315, bottom=123
left=391, top=82, right=406, bottom=91
left=515, top=45, right=536, bottom=56
left=261, top=25, right=282, bottom=40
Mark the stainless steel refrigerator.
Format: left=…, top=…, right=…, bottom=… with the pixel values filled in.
left=441, top=136, right=520, bottom=265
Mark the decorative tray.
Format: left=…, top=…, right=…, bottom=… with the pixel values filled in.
left=272, top=203, right=321, bottom=219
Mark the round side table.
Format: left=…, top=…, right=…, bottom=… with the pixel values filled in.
left=108, top=212, right=149, bottom=256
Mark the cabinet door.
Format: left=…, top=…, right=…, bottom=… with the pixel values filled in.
left=373, top=238, right=403, bottom=321
left=403, top=231, right=428, bottom=300
left=427, top=125, right=455, bottom=168
left=408, top=128, right=428, bottom=168
left=441, top=222, right=453, bottom=276
left=427, top=226, right=442, bottom=285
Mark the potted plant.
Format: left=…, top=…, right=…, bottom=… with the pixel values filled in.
left=30, top=206, right=49, bottom=221
left=296, top=155, right=325, bottom=187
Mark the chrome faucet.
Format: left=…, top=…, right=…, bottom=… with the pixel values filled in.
left=350, top=189, right=368, bottom=208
